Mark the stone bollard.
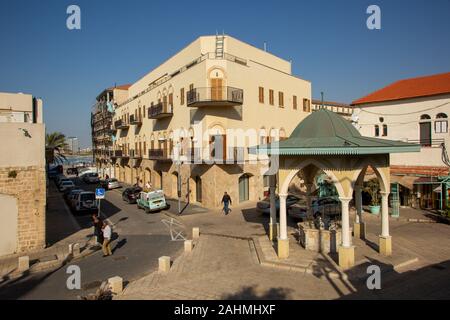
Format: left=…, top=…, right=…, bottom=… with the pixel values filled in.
left=18, top=256, right=29, bottom=272
left=108, top=276, right=123, bottom=294
left=158, top=256, right=171, bottom=272
left=192, top=227, right=200, bottom=240
left=69, top=243, right=81, bottom=257
left=184, top=240, right=193, bottom=253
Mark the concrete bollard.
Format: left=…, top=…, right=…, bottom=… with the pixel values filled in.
left=158, top=256, right=171, bottom=272
left=184, top=240, right=193, bottom=253
left=69, top=243, right=81, bottom=257
left=18, top=256, right=30, bottom=272
left=192, top=227, right=200, bottom=240
left=108, top=276, right=123, bottom=294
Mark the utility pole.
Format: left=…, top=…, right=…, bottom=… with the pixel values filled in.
left=321, top=91, right=324, bottom=109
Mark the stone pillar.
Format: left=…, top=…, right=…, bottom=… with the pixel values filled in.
left=18, top=256, right=29, bottom=272
left=158, top=256, right=171, bottom=272
left=269, top=175, right=278, bottom=241
left=192, top=227, right=200, bottom=240
left=379, top=191, right=392, bottom=256
left=353, top=185, right=366, bottom=240
left=108, top=276, right=123, bottom=294
left=338, top=197, right=355, bottom=269
left=184, top=240, right=193, bottom=253
left=277, top=193, right=289, bottom=259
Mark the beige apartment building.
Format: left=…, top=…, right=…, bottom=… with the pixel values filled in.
left=0, top=92, right=46, bottom=256
left=92, top=84, right=130, bottom=178
left=311, top=99, right=353, bottom=120
left=110, top=35, right=312, bottom=208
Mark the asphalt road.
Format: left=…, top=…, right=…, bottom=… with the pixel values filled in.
left=0, top=177, right=184, bottom=300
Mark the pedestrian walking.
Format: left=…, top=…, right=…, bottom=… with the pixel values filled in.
left=92, top=214, right=104, bottom=245
left=221, top=192, right=232, bottom=215
left=101, top=221, right=113, bottom=257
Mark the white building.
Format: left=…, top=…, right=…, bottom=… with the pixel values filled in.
left=352, top=72, right=450, bottom=210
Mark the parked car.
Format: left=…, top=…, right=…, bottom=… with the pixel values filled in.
left=122, top=187, right=143, bottom=204
left=55, top=175, right=67, bottom=185
left=72, top=191, right=98, bottom=213
left=256, top=194, right=301, bottom=214
left=66, top=167, right=78, bottom=175
left=68, top=189, right=85, bottom=208
left=136, top=190, right=170, bottom=213
left=312, top=197, right=341, bottom=219
left=83, top=173, right=99, bottom=184
left=59, top=180, right=75, bottom=192
left=100, top=178, right=120, bottom=190
left=288, top=203, right=309, bottom=221
left=65, top=188, right=84, bottom=203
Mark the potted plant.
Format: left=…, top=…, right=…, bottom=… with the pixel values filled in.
left=365, top=178, right=381, bottom=215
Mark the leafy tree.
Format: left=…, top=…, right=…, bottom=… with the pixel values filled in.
left=364, top=178, right=380, bottom=206
left=45, top=132, right=68, bottom=166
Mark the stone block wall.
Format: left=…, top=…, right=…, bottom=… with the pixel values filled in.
left=0, top=166, right=46, bottom=254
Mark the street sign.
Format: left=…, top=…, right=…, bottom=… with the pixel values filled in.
left=95, top=188, right=105, bottom=200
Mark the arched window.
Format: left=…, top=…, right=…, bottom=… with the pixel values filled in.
left=420, top=114, right=431, bottom=120
left=374, top=125, right=380, bottom=137
left=435, top=113, right=448, bottom=133
left=382, top=124, right=388, bottom=136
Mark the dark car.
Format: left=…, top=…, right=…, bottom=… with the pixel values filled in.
left=122, top=187, right=143, bottom=204
left=66, top=167, right=78, bottom=175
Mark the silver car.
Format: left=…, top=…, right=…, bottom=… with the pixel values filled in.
left=106, top=178, right=120, bottom=190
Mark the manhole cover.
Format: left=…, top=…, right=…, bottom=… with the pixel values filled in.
left=83, top=280, right=102, bottom=290
left=113, top=256, right=127, bottom=261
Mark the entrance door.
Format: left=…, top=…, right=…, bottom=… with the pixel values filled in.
left=0, top=194, right=18, bottom=256
left=195, top=176, right=202, bottom=202
left=211, top=78, right=223, bottom=100
left=239, top=174, right=249, bottom=202
left=419, top=122, right=431, bottom=146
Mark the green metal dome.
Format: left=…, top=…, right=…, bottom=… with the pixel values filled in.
left=250, top=108, right=420, bottom=156
left=290, top=108, right=362, bottom=139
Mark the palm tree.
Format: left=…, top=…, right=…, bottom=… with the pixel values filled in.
left=45, top=132, right=68, bottom=166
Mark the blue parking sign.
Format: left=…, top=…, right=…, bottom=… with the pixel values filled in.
left=95, top=188, right=105, bottom=199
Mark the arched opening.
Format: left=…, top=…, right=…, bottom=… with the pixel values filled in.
left=195, top=176, right=202, bottom=203
left=435, top=113, right=448, bottom=133
left=419, top=114, right=432, bottom=146
left=238, top=174, right=250, bottom=202
left=172, top=172, right=179, bottom=198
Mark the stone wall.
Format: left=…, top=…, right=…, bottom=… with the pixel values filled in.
left=0, top=165, right=46, bottom=254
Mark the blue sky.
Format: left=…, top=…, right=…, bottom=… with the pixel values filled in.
left=1, top=0, right=449, bottom=148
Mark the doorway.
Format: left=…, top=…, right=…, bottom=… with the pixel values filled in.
left=195, top=176, right=202, bottom=203
left=239, top=174, right=250, bottom=202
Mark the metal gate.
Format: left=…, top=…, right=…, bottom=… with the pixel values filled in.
left=390, top=183, right=400, bottom=217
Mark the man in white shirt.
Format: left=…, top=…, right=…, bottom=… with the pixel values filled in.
left=102, top=222, right=113, bottom=257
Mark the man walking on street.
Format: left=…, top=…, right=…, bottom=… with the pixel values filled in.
left=102, top=221, right=113, bottom=257
left=221, top=191, right=232, bottom=215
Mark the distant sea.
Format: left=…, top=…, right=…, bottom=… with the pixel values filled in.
left=63, top=155, right=94, bottom=166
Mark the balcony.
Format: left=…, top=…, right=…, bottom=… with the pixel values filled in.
left=130, top=114, right=142, bottom=126
left=187, top=86, right=244, bottom=107
left=130, top=149, right=143, bottom=159
left=114, top=119, right=129, bottom=130
left=148, top=103, right=173, bottom=119
left=111, top=150, right=123, bottom=159
left=148, top=148, right=172, bottom=161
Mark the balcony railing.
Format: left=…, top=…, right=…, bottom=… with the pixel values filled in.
left=130, top=149, right=143, bottom=159
left=114, top=119, right=129, bottom=130
left=187, top=86, right=244, bottom=107
left=148, top=103, right=173, bottom=119
left=402, top=138, right=445, bottom=148
left=111, top=150, right=123, bottom=158
left=148, top=148, right=171, bottom=161
left=130, top=114, right=142, bottom=126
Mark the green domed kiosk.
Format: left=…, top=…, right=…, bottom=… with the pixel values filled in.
left=252, top=109, right=420, bottom=269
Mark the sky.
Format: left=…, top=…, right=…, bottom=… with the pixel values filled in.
left=1, top=0, right=450, bottom=148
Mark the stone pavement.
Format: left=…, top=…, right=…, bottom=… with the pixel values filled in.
left=118, top=202, right=450, bottom=300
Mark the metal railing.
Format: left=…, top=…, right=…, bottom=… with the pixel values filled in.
left=148, top=102, right=173, bottom=119
left=404, top=138, right=445, bottom=148
left=130, top=114, right=142, bottom=125
left=187, top=86, right=244, bottom=106
left=148, top=148, right=171, bottom=160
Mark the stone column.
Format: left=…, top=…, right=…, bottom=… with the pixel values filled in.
left=379, top=191, right=392, bottom=256
left=277, top=193, right=289, bottom=259
left=353, top=185, right=366, bottom=240
left=338, top=197, right=355, bottom=269
left=269, top=175, right=278, bottom=241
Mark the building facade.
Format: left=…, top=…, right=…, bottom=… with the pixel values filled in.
left=66, top=136, right=79, bottom=154
left=352, top=72, right=450, bottom=210
left=0, top=92, right=46, bottom=256
left=110, top=35, right=312, bottom=208
left=311, top=99, right=353, bottom=120
left=91, top=85, right=130, bottom=178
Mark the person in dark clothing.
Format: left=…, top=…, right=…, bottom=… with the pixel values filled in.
left=92, top=214, right=104, bottom=244
left=221, top=192, right=232, bottom=215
